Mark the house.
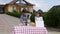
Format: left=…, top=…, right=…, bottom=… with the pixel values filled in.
left=0, top=0, right=34, bottom=13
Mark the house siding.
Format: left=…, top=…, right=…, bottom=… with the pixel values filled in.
left=7, top=4, right=33, bottom=12
left=7, top=4, right=21, bottom=12
left=0, top=4, right=33, bottom=13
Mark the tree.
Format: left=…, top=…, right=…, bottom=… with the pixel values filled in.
left=45, top=5, right=60, bottom=27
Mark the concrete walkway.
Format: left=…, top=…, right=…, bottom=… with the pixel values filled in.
left=0, top=14, right=20, bottom=34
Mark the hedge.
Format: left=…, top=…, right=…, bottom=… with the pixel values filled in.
left=6, top=11, right=22, bottom=18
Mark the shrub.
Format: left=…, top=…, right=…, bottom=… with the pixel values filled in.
left=30, top=13, right=35, bottom=23
left=44, top=6, right=60, bottom=28
left=6, top=11, right=22, bottom=18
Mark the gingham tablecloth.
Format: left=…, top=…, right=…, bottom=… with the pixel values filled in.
left=12, top=26, right=47, bottom=34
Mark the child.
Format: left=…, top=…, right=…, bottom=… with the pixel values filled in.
left=20, top=9, right=31, bottom=26
left=35, top=11, right=44, bottom=27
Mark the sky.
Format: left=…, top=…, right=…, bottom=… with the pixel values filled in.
left=0, top=0, right=60, bottom=12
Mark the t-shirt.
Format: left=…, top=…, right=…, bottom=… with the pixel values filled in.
left=35, top=16, right=44, bottom=27
left=20, top=13, right=31, bottom=23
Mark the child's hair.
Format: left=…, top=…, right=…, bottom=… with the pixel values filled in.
left=36, top=11, right=41, bottom=16
left=22, top=9, right=28, bottom=13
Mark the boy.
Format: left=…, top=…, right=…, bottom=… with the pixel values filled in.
left=20, top=9, right=31, bottom=26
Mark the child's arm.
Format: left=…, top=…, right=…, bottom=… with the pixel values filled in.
left=20, top=15, right=23, bottom=23
left=40, top=17, right=44, bottom=27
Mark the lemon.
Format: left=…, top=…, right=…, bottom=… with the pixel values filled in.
left=31, top=22, right=35, bottom=26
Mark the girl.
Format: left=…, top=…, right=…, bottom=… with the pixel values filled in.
left=35, top=11, right=44, bottom=27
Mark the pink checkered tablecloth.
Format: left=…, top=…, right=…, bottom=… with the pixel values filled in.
left=12, top=26, right=47, bottom=34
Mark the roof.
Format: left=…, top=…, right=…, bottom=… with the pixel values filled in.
left=8, top=0, right=34, bottom=6
left=8, top=0, right=17, bottom=4
left=0, top=4, right=5, bottom=7
left=54, top=5, right=60, bottom=7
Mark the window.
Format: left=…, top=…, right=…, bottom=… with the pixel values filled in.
left=21, top=8, right=24, bottom=11
left=16, top=0, right=26, bottom=4
left=21, top=0, right=26, bottom=4
left=16, top=1, right=20, bottom=3
left=21, top=8, right=29, bottom=12
left=12, top=6, right=16, bottom=11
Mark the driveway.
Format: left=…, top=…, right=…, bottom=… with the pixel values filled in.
left=0, top=14, right=60, bottom=34
left=0, top=14, right=20, bottom=34
left=47, top=27, right=60, bottom=34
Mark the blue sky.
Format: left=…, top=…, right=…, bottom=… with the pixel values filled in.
left=0, top=0, right=60, bottom=12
